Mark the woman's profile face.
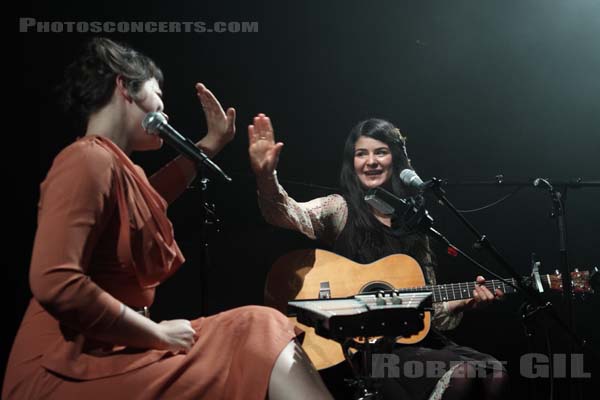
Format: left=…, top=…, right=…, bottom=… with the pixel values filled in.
left=353, top=135, right=393, bottom=189
left=131, top=78, right=165, bottom=151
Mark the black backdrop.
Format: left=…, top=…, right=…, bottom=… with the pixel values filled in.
left=10, top=0, right=600, bottom=398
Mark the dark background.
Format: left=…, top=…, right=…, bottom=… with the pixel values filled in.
left=10, top=0, right=600, bottom=398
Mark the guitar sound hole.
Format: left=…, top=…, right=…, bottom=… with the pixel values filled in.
left=361, top=282, right=394, bottom=293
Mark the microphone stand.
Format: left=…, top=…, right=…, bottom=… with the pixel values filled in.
left=434, top=177, right=600, bottom=327
left=366, top=187, right=519, bottom=290
left=191, top=174, right=222, bottom=317
left=425, top=177, right=596, bottom=400
left=198, top=175, right=209, bottom=317
left=428, top=178, right=530, bottom=288
left=441, top=176, right=600, bottom=188
left=437, top=177, right=600, bottom=333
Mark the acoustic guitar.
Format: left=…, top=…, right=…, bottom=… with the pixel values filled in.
left=264, top=248, right=592, bottom=370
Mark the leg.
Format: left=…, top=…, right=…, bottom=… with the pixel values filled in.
left=442, top=361, right=509, bottom=400
left=439, top=339, right=509, bottom=400
left=441, top=363, right=477, bottom=400
left=481, top=369, right=509, bottom=400
left=268, top=340, right=334, bottom=400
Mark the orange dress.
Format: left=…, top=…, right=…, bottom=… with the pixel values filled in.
left=3, top=136, right=298, bottom=399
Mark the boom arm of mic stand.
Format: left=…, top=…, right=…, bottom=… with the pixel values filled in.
left=428, top=178, right=529, bottom=289
left=426, top=227, right=520, bottom=293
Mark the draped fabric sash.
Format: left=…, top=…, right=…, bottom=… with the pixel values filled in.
left=91, top=136, right=185, bottom=288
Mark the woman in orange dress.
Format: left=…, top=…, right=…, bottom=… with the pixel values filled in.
left=3, top=38, right=332, bottom=400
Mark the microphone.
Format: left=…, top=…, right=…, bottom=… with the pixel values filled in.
left=142, top=112, right=231, bottom=182
left=400, top=169, right=429, bottom=191
left=364, top=187, right=433, bottom=233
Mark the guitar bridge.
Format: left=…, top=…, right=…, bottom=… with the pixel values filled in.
left=319, top=282, right=331, bottom=299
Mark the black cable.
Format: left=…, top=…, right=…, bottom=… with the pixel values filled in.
left=227, top=171, right=339, bottom=193
left=456, top=186, right=524, bottom=213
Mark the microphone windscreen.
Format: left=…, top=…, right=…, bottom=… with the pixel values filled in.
left=400, top=169, right=421, bottom=186
left=142, top=112, right=166, bottom=133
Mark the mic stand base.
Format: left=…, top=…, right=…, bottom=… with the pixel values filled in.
left=343, top=337, right=394, bottom=400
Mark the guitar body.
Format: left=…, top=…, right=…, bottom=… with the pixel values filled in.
left=265, top=248, right=595, bottom=370
left=264, top=248, right=431, bottom=370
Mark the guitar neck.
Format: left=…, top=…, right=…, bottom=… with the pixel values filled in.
left=399, top=278, right=521, bottom=303
left=394, top=269, right=591, bottom=302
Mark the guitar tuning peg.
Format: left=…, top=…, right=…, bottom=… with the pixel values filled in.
left=375, top=291, right=386, bottom=306
left=392, top=296, right=403, bottom=305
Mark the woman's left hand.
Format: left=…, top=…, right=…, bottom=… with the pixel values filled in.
left=447, top=276, right=504, bottom=313
left=196, top=83, right=236, bottom=147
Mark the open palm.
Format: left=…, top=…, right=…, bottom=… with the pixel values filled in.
left=196, top=83, right=236, bottom=145
left=248, top=114, right=284, bottom=177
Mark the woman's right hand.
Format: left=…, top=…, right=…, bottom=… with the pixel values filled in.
left=155, top=319, right=197, bottom=353
left=248, top=113, right=284, bottom=179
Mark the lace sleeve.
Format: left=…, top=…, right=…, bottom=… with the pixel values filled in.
left=257, top=172, right=347, bottom=244
left=423, top=264, right=463, bottom=331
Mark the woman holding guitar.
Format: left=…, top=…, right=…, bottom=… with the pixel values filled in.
left=249, top=114, right=508, bottom=399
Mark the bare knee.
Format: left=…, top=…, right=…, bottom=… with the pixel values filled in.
left=237, top=305, right=288, bottom=324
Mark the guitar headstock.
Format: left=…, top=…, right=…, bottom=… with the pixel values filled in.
left=547, top=268, right=594, bottom=295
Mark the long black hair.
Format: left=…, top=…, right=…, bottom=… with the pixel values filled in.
left=336, top=118, right=433, bottom=265
left=59, top=37, right=163, bottom=128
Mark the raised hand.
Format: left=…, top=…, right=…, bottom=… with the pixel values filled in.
left=248, top=113, right=284, bottom=178
left=196, top=83, right=236, bottom=147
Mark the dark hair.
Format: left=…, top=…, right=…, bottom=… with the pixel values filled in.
left=337, top=118, right=432, bottom=264
left=59, top=37, right=163, bottom=126
left=339, top=118, right=414, bottom=215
